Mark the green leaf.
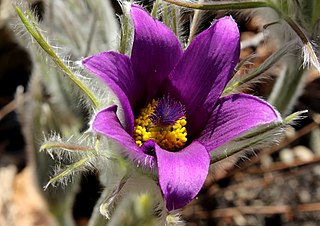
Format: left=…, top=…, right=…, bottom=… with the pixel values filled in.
left=15, top=6, right=101, bottom=108
left=44, top=154, right=96, bottom=189
left=41, top=141, right=96, bottom=153
left=163, top=0, right=270, bottom=10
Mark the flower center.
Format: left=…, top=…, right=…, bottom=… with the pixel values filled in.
left=133, top=96, right=187, bottom=151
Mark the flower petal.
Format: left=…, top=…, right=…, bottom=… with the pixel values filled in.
left=83, top=51, right=141, bottom=133
left=155, top=141, right=210, bottom=210
left=92, top=106, right=156, bottom=169
left=130, top=4, right=183, bottom=100
left=197, top=94, right=282, bottom=152
left=161, top=16, right=240, bottom=135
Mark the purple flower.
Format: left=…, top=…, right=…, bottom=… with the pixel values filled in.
left=83, top=5, right=281, bottom=211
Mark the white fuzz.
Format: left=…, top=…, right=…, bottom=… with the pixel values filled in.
left=210, top=118, right=285, bottom=165
left=118, top=1, right=135, bottom=56
left=90, top=172, right=168, bottom=225
left=236, top=7, right=320, bottom=73
left=166, top=211, right=185, bottom=226
left=13, top=0, right=121, bottom=112
left=302, top=43, right=320, bottom=72
left=41, top=133, right=98, bottom=188
left=95, top=138, right=157, bottom=175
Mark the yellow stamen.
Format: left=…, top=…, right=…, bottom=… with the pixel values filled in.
left=133, top=100, right=187, bottom=151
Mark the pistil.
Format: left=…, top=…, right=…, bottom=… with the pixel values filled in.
left=133, top=97, right=187, bottom=151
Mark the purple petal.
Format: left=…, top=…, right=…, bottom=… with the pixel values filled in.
left=130, top=4, right=183, bottom=100
left=197, top=94, right=281, bottom=152
left=161, top=16, right=240, bottom=135
left=92, top=106, right=156, bottom=168
left=155, top=142, right=210, bottom=210
left=83, top=51, right=141, bottom=133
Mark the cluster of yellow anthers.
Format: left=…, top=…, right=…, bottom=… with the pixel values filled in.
left=134, top=100, right=187, bottom=151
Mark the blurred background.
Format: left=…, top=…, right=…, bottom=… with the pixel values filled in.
left=0, top=0, right=320, bottom=226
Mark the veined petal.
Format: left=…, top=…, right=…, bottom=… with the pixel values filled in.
left=161, top=16, right=240, bottom=136
left=92, top=106, right=156, bottom=169
left=155, top=141, right=210, bottom=211
left=83, top=51, right=141, bottom=133
left=130, top=4, right=183, bottom=101
left=197, top=94, right=282, bottom=152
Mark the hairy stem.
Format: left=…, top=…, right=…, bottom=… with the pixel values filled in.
left=163, top=0, right=270, bottom=10
left=16, top=7, right=101, bottom=108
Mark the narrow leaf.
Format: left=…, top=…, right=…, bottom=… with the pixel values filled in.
left=16, top=6, right=101, bottom=108
left=44, top=154, right=95, bottom=189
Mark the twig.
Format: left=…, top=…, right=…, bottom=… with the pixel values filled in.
left=0, top=87, right=25, bottom=121
left=206, top=163, right=314, bottom=198
left=0, top=100, right=17, bottom=121
left=220, top=115, right=320, bottom=180
left=208, top=175, right=274, bottom=196
left=192, top=203, right=320, bottom=219
left=247, top=155, right=320, bottom=174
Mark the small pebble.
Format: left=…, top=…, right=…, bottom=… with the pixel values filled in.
left=234, top=213, right=247, bottom=226
left=298, top=189, right=311, bottom=203
left=224, top=190, right=235, bottom=201
left=292, top=146, right=314, bottom=161
left=279, top=148, right=295, bottom=164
